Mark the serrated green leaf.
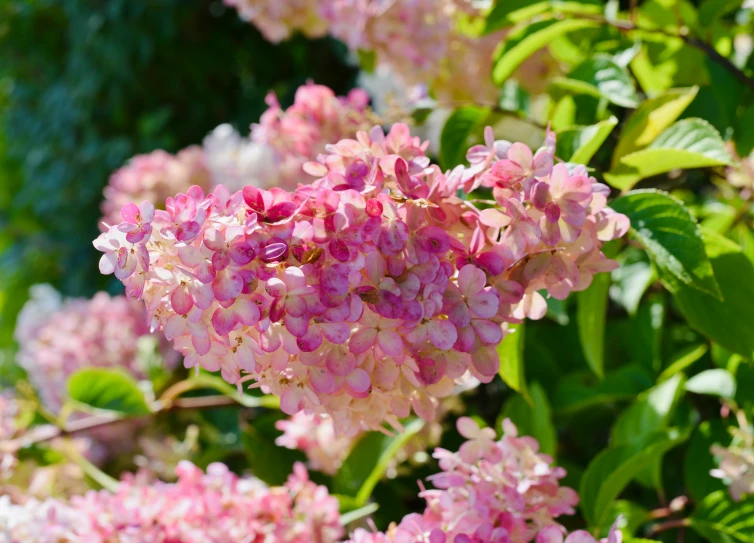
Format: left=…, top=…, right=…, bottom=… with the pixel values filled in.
left=555, top=116, right=617, bottom=164
left=685, top=369, right=736, bottom=399
left=492, top=18, right=600, bottom=85
left=498, top=322, right=527, bottom=398
left=580, top=430, right=687, bottom=529
left=577, top=271, right=610, bottom=378
left=499, top=382, right=556, bottom=456
left=610, top=189, right=722, bottom=299
left=67, top=368, right=150, bottom=416
left=552, top=55, right=639, bottom=107
left=691, top=491, right=754, bottom=543
left=439, top=106, right=490, bottom=170
left=605, top=119, right=733, bottom=190
left=674, top=231, right=754, bottom=357
left=612, top=87, right=699, bottom=167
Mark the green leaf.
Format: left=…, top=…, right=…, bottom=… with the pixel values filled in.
left=335, top=419, right=425, bottom=505
left=674, top=231, right=754, bottom=357
left=685, top=369, right=736, bottom=399
left=240, top=416, right=304, bottom=486
left=338, top=502, right=380, bottom=525
left=498, top=322, right=527, bottom=398
left=492, top=18, right=600, bottom=85
left=484, top=0, right=603, bottom=33
left=580, top=430, right=687, bottom=529
left=604, top=119, right=733, bottom=191
left=658, top=343, right=708, bottom=381
left=611, top=374, right=686, bottom=448
left=691, top=491, right=754, bottom=543
left=552, top=55, right=639, bottom=107
left=555, top=116, right=618, bottom=164
left=609, top=251, right=656, bottom=316
left=577, top=270, right=610, bottom=378
left=610, top=190, right=722, bottom=299
left=499, top=382, right=556, bottom=456
left=357, top=49, right=376, bottom=73
left=67, top=368, right=150, bottom=416
left=684, top=420, right=729, bottom=502
left=734, top=105, right=754, bottom=157
left=554, top=363, right=654, bottom=414
left=612, top=87, right=699, bottom=167
left=439, top=106, right=490, bottom=170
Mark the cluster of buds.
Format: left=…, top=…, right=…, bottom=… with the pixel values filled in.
left=347, top=418, right=585, bottom=543
left=14, top=285, right=175, bottom=413
left=0, top=461, right=342, bottom=543
left=94, top=122, right=628, bottom=435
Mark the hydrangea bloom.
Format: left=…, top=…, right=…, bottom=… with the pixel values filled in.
left=252, top=83, right=374, bottom=190
left=346, top=418, right=580, bottom=543
left=94, top=122, right=628, bottom=435
left=100, top=147, right=211, bottom=230
left=203, top=123, right=279, bottom=192
left=14, top=284, right=174, bottom=413
left=0, top=461, right=342, bottom=543
left=222, top=0, right=328, bottom=43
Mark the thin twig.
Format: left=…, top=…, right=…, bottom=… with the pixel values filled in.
left=649, top=518, right=692, bottom=535
left=9, top=395, right=240, bottom=448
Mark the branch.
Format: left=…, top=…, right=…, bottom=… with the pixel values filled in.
left=649, top=518, right=692, bottom=535
left=9, top=395, right=240, bottom=448
left=567, top=12, right=754, bottom=92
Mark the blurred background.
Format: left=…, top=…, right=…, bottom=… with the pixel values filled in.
left=0, top=0, right=358, bottom=356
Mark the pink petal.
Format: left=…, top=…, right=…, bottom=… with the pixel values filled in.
left=507, top=142, right=533, bottom=170
left=536, top=526, right=564, bottom=543
left=479, top=208, right=510, bottom=228
left=233, top=298, right=261, bottom=326
left=296, top=328, right=323, bottom=352
left=456, top=417, right=481, bottom=439
left=309, top=367, right=337, bottom=394
left=540, top=217, right=561, bottom=246
left=284, top=314, right=309, bottom=338
left=350, top=327, right=377, bottom=354
left=121, top=202, right=140, bottom=224
left=326, top=352, right=356, bottom=376
left=377, top=329, right=403, bottom=357
left=170, top=287, right=194, bottom=315
left=99, top=253, right=117, bottom=275
left=428, top=320, right=458, bottom=350
left=531, top=182, right=551, bottom=210
left=280, top=387, right=305, bottom=415
left=321, top=322, right=350, bottom=344
left=211, top=307, right=236, bottom=335
left=203, top=228, right=226, bottom=251
left=139, top=201, right=155, bottom=223
left=346, top=368, right=370, bottom=395
left=472, top=319, right=503, bottom=345
left=458, top=265, right=487, bottom=297
left=468, top=290, right=499, bottom=319
left=564, top=531, right=597, bottom=543
left=189, top=282, right=214, bottom=310
left=190, top=324, right=211, bottom=356
left=559, top=200, right=587, bottom=226
left=212, top=270, right=243, bottom=301
left=471, top=346, right=499, bottom=376
left=164, top=314, right=187, bottom=340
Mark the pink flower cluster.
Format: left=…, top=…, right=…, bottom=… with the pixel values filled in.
left=94, top=122, right=628, bottom=435
left=0, top=394, right=20, bottom=480
left=100, top=146, right=211, bottom=230
left=225, top=1, right=499, bottom=102
left=276, top=412, right=355, bottom=475
left=253, top=83, right=374, bottom=191
left=0, top=461, right=343, bottom=543
left=14, top=285, right=173, bottom=413
left=347, top=418, right=581, bottom=543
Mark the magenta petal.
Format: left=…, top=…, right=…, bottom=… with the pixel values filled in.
left=445, top=301, right=471, bottom=328
left=540, top=217, right=560, bottom=246
left=321, top=322, right=350, bottom=344
left=346, top=368, right=370, bottom=394
left=531, top=182, right=551, bottom=211
left=170, top=287, right=194, bottom=315
left=428, top=320, right=458, bottom=350
left=329, top=238, right=351, bottom=262
left=454, top=325, right=475, bottom=352
left=189, top=282, right=214, bottom=310
left=176, top=221, right=201, bottom=242
left=536, top=526, right=564, bottom=543
left=211, top=307, right=236, bottom=335
left=211, top=250, right=231, bottom=271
